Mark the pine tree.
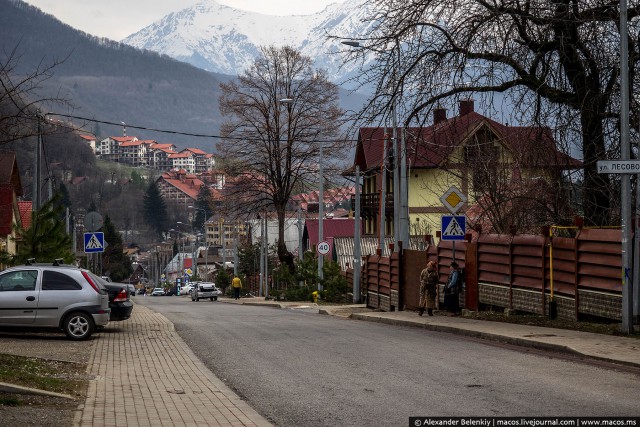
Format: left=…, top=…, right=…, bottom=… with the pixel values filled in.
left=101, top=215, right=133, bottom=281
left=14, top=194, right=73, bottom=264
left=192, top=185, right=213, bottom=231
left=143, top=180, right=168, bottom=238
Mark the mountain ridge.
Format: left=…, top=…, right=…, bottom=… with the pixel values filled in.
left=122, top=0, right=376, bottom=81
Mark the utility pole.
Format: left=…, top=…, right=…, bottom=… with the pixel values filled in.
left=318, top=142, right=324, bottom=289
left=620, top=0, right=633, bottom=334
left=353, top=165, right=362, bottom=303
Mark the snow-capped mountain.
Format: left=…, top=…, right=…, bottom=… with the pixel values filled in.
left=122, top=0, right=376, bottom=82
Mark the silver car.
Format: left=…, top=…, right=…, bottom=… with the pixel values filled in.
left=0, top=263, right=111, bottom=340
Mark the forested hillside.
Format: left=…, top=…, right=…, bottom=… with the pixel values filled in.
left=0, top=0, right=229, bottom=151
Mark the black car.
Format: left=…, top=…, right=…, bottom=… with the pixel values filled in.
left=101, top=280, right=133, bottom=321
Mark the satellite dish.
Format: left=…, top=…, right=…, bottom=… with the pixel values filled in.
left=84, top=212, right=104, bottom=232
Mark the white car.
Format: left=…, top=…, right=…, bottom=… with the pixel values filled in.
left=151, top=287, right=165, bottom=296
left=191, top=282, right=222, bottom=301
left=180, top=284, right=194, bottom=296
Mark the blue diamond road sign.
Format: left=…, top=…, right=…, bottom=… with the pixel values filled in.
left=441, top=215, right=466, bottom=241
left=84, top=232, right=105, bottom=253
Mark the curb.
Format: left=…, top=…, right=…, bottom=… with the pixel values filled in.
left=0, top=381, right=76, bottom=400
left=350, top=313, right=581, bottom=356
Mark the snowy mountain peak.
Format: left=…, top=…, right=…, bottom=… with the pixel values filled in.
left=122, top=0, right=375, bottom=80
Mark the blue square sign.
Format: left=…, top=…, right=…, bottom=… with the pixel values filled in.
left=84, top=232, right=105, bottom=253
left=441, top=216, right=466, bottom=241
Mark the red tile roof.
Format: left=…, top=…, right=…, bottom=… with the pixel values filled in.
left=18, top=201, right=32, bottom=230
left=184, top=148, right=207, bottom=155
left=355, top=110, right=581, bottom=172
left=304, top=218, right=359, bottom=259
left=0, top=186, right=14, bottom=235
left=0, top=152, right=22, bottom=196
left=111, top=136, right=137, bottom=143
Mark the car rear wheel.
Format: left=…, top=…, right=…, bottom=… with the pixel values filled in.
left=213, top=296, right=218, bottom=301
left=63, top=312, right=94, bottom=340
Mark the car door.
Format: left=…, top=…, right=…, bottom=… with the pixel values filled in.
left=0, top=269, right=40, bottom=324
left=34, top=270, right=84, bottom=326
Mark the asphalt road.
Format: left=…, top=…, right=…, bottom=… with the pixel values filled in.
left=138, top=297, right=640, bottom=426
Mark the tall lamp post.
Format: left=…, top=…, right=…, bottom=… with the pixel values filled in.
left=280, top=97, right=323, bottom=289
left=343, top=40, right=410, bottom=253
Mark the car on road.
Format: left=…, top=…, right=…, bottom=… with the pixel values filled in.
left=180, top=284, right=194, bottom=296
left=0, top=262, right=110, bottom=340
left=99, top=278, right=133, bottom=321
left=191, top=282, right=222, bottom=301
left=151, top=287, right=165, bottom=296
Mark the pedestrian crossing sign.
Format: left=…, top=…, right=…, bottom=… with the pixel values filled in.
left=84, top=232, right=105, bottom=253
left=441, top=215, right=466, bottom=241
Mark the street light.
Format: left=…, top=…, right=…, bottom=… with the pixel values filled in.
left=280, top=97, right=324, bottom=289
left=342, top=39, right=410, bottom=253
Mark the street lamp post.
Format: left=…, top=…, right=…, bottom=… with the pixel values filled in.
left=343, top=40, right=410, bottom=253
left=280, top=96, right=323, bottom=289
left=354, top=165, right=362, bottom=303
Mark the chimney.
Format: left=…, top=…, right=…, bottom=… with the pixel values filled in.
left=459, top=98, right=474, bottom=116
left=434, top=107, right=447, bottom=125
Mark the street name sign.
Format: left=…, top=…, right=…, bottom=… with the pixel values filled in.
left=84, top=232, right=105, bottom=253
left=597, top=160, right=640, bottom=174
left=441, top=215, right=466, bottom=241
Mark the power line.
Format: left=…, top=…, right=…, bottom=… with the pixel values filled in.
left=45, top=112, right=357, bottom=144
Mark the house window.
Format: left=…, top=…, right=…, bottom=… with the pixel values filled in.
left=466, top=143, right=499, bottom=193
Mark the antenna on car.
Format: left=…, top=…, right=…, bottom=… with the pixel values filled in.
left=53, top=258, right=64, bottom=266
left=26, top=258, right=36, bottom=265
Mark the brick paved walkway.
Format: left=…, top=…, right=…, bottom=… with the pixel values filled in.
left=74, top=304, right=272, bottom=427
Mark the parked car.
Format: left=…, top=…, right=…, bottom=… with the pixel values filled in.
left=191, top=282, right=222, bottom=301
left=99, top=278, right=133, bottom=321
left=0, top=262, right=110, bottom=340
left=151, top=287, right=165, bottom=296
left=180, top=284, right=194, bottom=296
left=136, top=288, right=146, bottom=295
left=165, top=286, right=178, bottom=296
left=102, top=276, right=135, bottom=296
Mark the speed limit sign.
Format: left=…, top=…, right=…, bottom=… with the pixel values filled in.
left=317, top=241, right=330, bottom=255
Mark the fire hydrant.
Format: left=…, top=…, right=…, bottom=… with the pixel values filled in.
left=312, top=291, right=319, bottom=303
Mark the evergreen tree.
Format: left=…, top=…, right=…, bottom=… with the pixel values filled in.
left=192, top=185, right=213, bottom=231
left=101, top=215, right=133, bottom=281
left=143, top=180, right=168, bottom=238
left=14, top=194, right=74, bottom=264
left=88, top=200, right=97, bottom=213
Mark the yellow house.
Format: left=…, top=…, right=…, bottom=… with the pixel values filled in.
left=352, top=100, right=582, bottom=237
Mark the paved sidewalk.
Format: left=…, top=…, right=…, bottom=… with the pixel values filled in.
left=74, top=304, right=272, bottom=427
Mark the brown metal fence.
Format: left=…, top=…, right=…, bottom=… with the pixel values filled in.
left=355, top=228, right=628, bottom=320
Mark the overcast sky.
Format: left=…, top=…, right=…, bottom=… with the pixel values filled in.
left=23, top=0, right=341, bottom=40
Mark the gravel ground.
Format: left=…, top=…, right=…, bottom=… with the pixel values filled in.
left=0, top=328, right=93, bottom=427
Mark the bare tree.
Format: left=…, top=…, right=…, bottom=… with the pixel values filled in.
left=218, top=46, right=345, bottom=268
left=0, top=44, right=72, bottom=145
left=337, top=0, right=640, bottom=227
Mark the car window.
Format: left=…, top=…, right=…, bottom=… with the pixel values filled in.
left=0, top=270, right=38, bottom=291
left=42, top=270, right=82, bottom=291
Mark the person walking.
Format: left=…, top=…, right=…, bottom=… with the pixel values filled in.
left=444, top=261, right=463, bottom=315
left=232, top=275, right=242, bottom=300
left=419, top=261, right=438, bottom=316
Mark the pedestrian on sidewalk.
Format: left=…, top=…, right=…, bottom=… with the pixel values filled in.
left=419, top=261, right=438, bottom=316
left=232, top=275, right=242, bottom=300
left=444, top=261, right=463, bottom=315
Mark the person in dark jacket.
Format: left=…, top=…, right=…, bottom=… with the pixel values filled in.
left=419, top=261, right=438, bottom=316
left=444, top=261, right=463, bottom=315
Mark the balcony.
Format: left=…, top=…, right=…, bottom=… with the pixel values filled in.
left=351, top=192, right=395, bottom=217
